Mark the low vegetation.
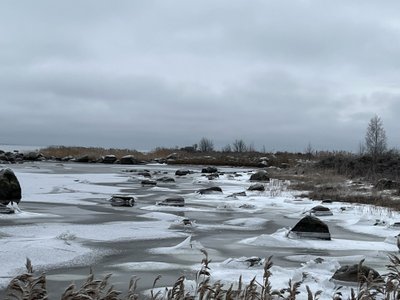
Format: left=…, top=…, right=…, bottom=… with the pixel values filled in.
left=6, top=253, right=400, bottom=300
left=36, top=145, right=304, bottom=168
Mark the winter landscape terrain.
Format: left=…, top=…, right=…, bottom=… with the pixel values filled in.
left=0, top=161, right=399, bottom=299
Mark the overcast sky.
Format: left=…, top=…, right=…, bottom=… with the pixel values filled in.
left=1, top=1, right=399, bottom=152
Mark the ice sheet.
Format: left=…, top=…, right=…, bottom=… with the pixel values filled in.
left=2, top=164, right=400, bottom=299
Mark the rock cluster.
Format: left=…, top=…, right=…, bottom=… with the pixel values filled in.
left=0, top=150, right=44, bottom=164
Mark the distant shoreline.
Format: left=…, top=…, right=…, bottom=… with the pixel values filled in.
left=0, top=144, right=43, bottom=153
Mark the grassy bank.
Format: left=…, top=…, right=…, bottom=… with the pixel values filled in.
left=38, top=146, right=302, bottom=168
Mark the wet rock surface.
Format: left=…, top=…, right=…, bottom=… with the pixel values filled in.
left=310, top=205, right=333, bottom=216
left=289, top=215, right=331, bottom=240
left=331, top=264, right=381, bottom=283
left=197, top=186, right=223, bottom=194
left=157, top=196, right=185, bottom=207
left=0, top=168, right=22, bottom=205
left=248, top=183, right=265, bottom=191
left=249, top=170, right=269, bottom=181
left=109, top=195, right=135, bottom=207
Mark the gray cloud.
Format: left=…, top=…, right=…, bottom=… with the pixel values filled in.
left=1, top=0, right=399, bottom=151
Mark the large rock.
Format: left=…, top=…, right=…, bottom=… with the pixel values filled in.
left=141, top=180, right=157, bottom=186
left=331, top=264, right=381, bottom=284
left=158, top=196, right=185, bottom=207
left=75, top=155, right=90, bottom=163
left=156, top=176, right=175, bottom=183
left=202, top=167, right=218, bottom=173
left=250, top=171, right=269, bottom=181
left=175, top=169, right=192, bottom=176
left=248, top=183, right=265, bottom=191
left=0, top=168, right=22, bottom=205
left=102, top=155, right=117, bottom=164
left=120, top=155, right=139, bottom=165
left=109, top=195, right=135, bottom=207
left=24, top=152, right=43, bottom=161
left=310, top=205, right=333, bottom=216
left=197, top=186, right=223, bottom=195
left=289, top=215, right=331, bottom=240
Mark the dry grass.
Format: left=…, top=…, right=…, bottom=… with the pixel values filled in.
left=39, top=146, right=181, bottom=162
left=40, top=146, right=144, bottom=160
left=38, top=146, right=302, bottom=168
left=9, top=252, right=400, bottom=300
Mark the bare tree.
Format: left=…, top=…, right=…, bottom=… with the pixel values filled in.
left=232, top=139, right=247, bottom=152
left=304, top=142, right=314, bottom=159
left=198, top=137, right=214, bottom=152
left=221, top=144, right=232, bottom=152
left=365, top=115, right=387, bottom=177
left=365, top=115, right=387, bottom=160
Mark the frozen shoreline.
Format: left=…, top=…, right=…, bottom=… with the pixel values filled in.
left=0, top=162, right=399, bottom=299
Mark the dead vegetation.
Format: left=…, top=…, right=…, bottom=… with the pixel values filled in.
left=37, top=146, right=303, bottom=168
left=7, top=253, right=400, bottom=300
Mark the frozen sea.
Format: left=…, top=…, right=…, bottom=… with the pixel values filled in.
left=0, top=162, right=399, bottom=299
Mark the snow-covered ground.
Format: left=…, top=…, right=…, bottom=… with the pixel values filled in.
left=0, top=162, right=399, bottom=299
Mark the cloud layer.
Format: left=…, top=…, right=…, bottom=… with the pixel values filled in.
left=1, top=1, right=399, bottom=151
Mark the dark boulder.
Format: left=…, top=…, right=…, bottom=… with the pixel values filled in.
left=156, top=176, right=175, bottom=183
left=197, top=186, right=223, bottom=195
left=310, top=205, right=333, bottom=216
left=109, top=195, right=135, bottom=207
left=289, top=215, right=331, bottom=240
left=321, top=200, right=333, bottom=204
left=102, top=155, right=117, bottom=164
left=158, top=196, right=185, bottom=207
left=331, top=264, right=381, bottom=284
left=120, top=155, right=139, bottom=165
left=175, top=169, right=192, bottom=176
left=250, top=171, right=269, bottom=181
left=248, top=183, right=265, bottom=191
left=24, top=152, right=43, bottom=161
left=202, top=167, right=218, bottom=173
left=0, top=153, right=7, bottom=161
left=0, top=169, right=22, bottom=205
left=0, top=152, right=16, bottom=163
left=141, top=180, right=157, bottom=186
left=245, top=257, right=262, bottom=267
left=75, top=155, right=90, bottom=163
